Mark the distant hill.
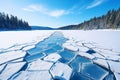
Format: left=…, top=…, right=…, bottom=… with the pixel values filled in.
left=0, top=12, right=31, bottom=31
left=59, top=8, right=120, bottom=30
left=31, top=26, right=55, bottom=30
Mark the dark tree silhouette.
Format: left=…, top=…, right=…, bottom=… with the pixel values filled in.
left=0, top=12, right=31, bottom=30
left=59, top=7, right=120, bottom=30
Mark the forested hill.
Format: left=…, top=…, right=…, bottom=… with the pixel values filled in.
left=59, top=8, right=120, bottom=30
left=0, top=12, right=31, bottom=30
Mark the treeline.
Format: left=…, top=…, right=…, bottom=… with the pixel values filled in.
left=0, top=12, right=31, bottom=30
left=59, top=8, right=120, bottom=30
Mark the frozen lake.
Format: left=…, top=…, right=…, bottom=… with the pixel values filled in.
left=0, top=30, right=120, bottom=80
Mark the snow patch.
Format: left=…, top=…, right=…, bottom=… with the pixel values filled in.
left=10, top=71, right=52, bottom=80
left=0, top=51, right=26, bottom=65
left=22, top=45, right=35, bottom=51
left=93, top=59, right=108, bottom=69
left=78, top=47, right=89, bottom=52
left=114, top=72, right=120, bottom=80
left=44, top=53, right=61, bottom=62
left=78, top=52, right=95, bottom=59
left=108, top=61, right=120, bottom=73
left=50, top=62, right=72, bottom=80
left=0, top=62, right=26, bottom=80
left=27, top=59, right=53, bottom=71
left=63, top=43, right=79, bottom=52
left=0, top=64, right=6, bottom=73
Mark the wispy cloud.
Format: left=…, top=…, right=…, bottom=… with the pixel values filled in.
left=86, top=0, right=104, bottom=9
left=49, top=10, right=66, bottom=17
left=22, top=4, right=68, bottom=18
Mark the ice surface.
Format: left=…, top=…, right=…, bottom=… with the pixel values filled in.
left=27, top=47, right=43, bottom=55
left=53, top=45, right=63, bottom=51
left=36, top=31, right=67, bottom=48
left=10, top=58, right=24, bottom=63
left=81, top=63, right=109, bottom=80
left=78, top=46, right=89, bottom=52
left=70, top=55, right=91, bottom=72
left=114, top=73, right=120, bottom=80
left=100, top=52, right=120, bottom=61
left=0, top=62, right=25, bottom=80
left=50, top=62, right=72, bottom=80
left=0, top=31, right=54, bottom=49
left=83, top=43, right=96, bottom=48
left=63, top=42, right=79, bottom=51
left=25, top=53, right=45, bottom=62
left=0, top=30, right=120, bottom=80
left=44, top=53, right=61, bottom=62
left=10, top=71, right=52, bottom=80
left=92, top=53, right=105, bottom=59
left=0, top=51, right=26, bottom=64
left=0, top=64, right=6, bottom=73
left=61, top=30, right=120, bottom=52
left=104, top=73, right=115, bottom=80
left=22, top=45, right=35, bottom=51
left=108, top=61, right=120, bottom=73
left=93, top=59, right=108, bottom=69
left=59, top=49, right=75, bottom=63
left=78, top=52, right=95, bottom=59
left=27, top=59, right=53, bottom=71
left=44, top=48, right=57, bottom=55
left=70, top=72, right=91, bottom=80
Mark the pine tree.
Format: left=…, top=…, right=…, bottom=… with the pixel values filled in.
left=0, top=12, right=31, bottom=30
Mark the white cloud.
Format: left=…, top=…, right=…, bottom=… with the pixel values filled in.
left=86, top=0, right=104, bottom=9
left=22, top=8, right=34, bottom=12
left=22, top=5, right=46, bottom=12
left=49, top=10, right=66, bottom=18
left=22, top=4, right=68, bottom=18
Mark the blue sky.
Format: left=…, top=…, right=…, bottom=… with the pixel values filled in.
left=0, top=0, right=120, bottom=28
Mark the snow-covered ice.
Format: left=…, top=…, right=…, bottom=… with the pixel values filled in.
left=0, top=62, right=25, bottom=80
left=10, top=71, right=52, bottom=80
left=63, top=41, right=79, bottom=51
left=78, top=46, right=89, bottom=52
left=0, top=30, right=120, bottom=80
left=0, top=64, right=6, bottom=73
left=0, top=51, right=26, bottom=65
left=92, top=53, right=105, bottom=59
left=10, top=58, right=24, bottom=63
left=0, top=30, right=54, bottom=49
left=78, top=52, right=95, bottom=59
left=44, top=53, right=61, bottom=62
left=27, top=59, right=53, bottom=71
left=50, top=62, right=72, bottom=80
left=114, top=73, right=120, bottom=80
left=61, top=30, right=120, bottom=52
left=93, top=58, right=108, bottom=69
left=108, top=61, right=120, bottom=73
left=22, top=45, right=35, bottom=51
